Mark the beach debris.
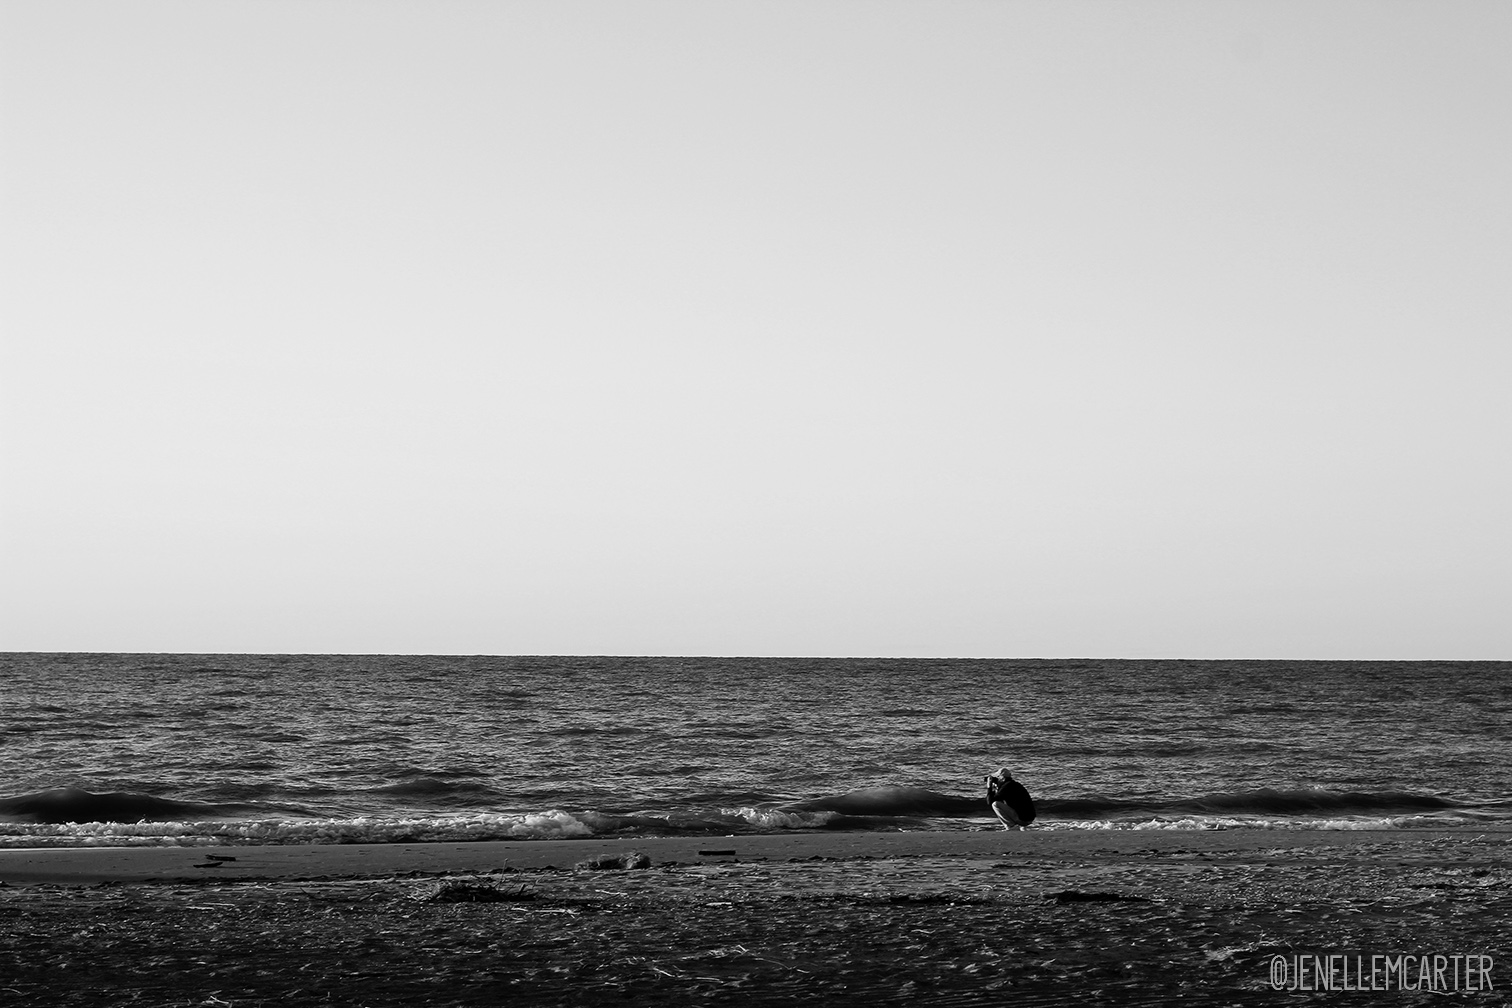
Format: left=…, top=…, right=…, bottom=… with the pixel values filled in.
left=411, top=879, right=537, bottom=903
left=698, top=849, right=738, bottom=856
left=575, top=852, right=653, bottom=871
left=1046, top=890, right=1151, bottom=903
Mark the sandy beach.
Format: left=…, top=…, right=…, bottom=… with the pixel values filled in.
left=2, top=828, right=1506, bottom=1005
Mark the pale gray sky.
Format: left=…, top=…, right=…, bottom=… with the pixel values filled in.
left=3, top=1, right=1509, bottom=658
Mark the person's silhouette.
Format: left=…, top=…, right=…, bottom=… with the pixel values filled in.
left=985, top=768, right=1036, bottom=830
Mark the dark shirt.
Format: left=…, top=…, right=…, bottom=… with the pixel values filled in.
left=987, top=777, right=1036, bottom=825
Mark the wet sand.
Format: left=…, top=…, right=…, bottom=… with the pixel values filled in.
left=2, top=826, right=1504, bottom=884
left=1, top=829, right=1507, bottom=1005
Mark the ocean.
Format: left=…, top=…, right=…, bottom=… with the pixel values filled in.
left=1, top=654, right=1507, bottom=848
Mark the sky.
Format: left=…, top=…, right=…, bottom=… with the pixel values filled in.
left=2, top=1, right=1509, bottom=659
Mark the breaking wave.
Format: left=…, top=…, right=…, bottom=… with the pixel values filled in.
left=0, top=783, right=1504, bottom=849
left=0, top=810, right=596, bottom=848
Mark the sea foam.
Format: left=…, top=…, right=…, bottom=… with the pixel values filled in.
left=0, top=811, right=595, bottom=848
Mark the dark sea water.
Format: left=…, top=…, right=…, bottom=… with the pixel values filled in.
left=1, top=654, right=1508, bottom=848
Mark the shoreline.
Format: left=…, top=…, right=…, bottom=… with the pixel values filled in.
left=2, top=825, right=1506, bottom=885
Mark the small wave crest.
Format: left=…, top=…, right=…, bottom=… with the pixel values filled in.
left=778, top=785, right=986, bottom=818
left=0, top=787, right=253, bottom=825
left=0, top=810, right=595, bottom=848
left=1034, top=811, right=1493, bottom=831
left=1045, top=788, right=1465, bottom=820
left=727, top=807, right=840, bottom=830
left=0, top=786, right=326, bottom=826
